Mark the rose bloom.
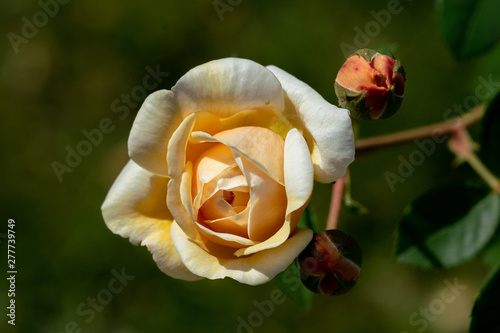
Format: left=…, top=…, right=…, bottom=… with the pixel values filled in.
left=102, top=58, right=354, bottom=285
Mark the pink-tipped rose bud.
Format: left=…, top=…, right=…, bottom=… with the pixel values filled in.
left=298, top=230, right=362, bottom=296
left=335, top=49, right=405, bottom=120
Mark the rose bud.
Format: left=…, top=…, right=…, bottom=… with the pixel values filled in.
left=298, top=229, right=362, bottom=296
left=335, top=49, right=405, bottom=120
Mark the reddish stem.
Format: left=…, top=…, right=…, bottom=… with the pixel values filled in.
left=326, top=176, right=345, bottom=230
left=326, top=105, right=485, bottom=229
left=355, top=105, right=484, bottom=154
left=448, top=125, right=500, bottom=193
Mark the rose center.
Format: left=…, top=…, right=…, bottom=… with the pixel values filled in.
left=191, top=126, right=287, bottom=242
left=222, top=190, right=235, bottom=205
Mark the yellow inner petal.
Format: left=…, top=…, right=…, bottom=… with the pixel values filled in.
left=189, top=125, right=289, bottom=248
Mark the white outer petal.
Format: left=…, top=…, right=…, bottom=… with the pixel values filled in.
left=173, top=58, right=285, bottom=118
left=101, top=160, right=201, bottom=281
left=267, top=65, right=355, bottom=183
left=128, top=90, right=183, bottom=177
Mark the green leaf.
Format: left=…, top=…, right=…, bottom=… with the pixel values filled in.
left=470, top=264, right=500, bottom=332
left=480, top=228, right=500, bottom=267
left=437, top=0, right=500, bottom=59
left=480, top=91, right=500, bottom=176
left=396, top=182, right=500, bottom=268
left=274, top=262, right=314, bottom=309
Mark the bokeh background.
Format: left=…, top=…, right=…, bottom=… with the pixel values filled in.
left=1, top=0, right=499, bottom=332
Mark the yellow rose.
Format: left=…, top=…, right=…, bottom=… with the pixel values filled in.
left=102, top=58, right=355, bottom=285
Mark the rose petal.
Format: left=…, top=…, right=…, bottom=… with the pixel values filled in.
left=198, top=165, right=248, bottom=208
left=128, top=90, right=183, bottom=177
left=193, top=143, right=239, bottom=197
left=234, top=153, right=287, bottom=242
left=179, top=162, right=196, bottom=225
left=195, top=144, right=235, bottom=184
left=233, top=216, right=290, bottom=257
left=166, top=114, right=198, bottom=239
left=232, top=190, right=250, bottom=207
left=194, top=218, right=255, bottom=248
left=191, top=127, right=285, bottom=185
left=171, top=222, right=313, bottom=285
left=204, top=205, right=250, bottom=237
left=335, top=54, right=376, bottom=90
left=220, top=108, right=278, bottom=130
left=283, top=128, right=314, bottom=217
left=185, top=112, right=225, bottom=167
left=372, top=53, right=395, bottom=87
left=232, top=129, right=314, bottom=257
left=173, top=58, right=285, bottom=119
left=200, top=188, right=249, bottom=220
left=101, top=160, right=200, bottom=281
left=199, top=190, right=237, bottom=220
left=214, top=127, right=285, bottom=184
left=266, top=65, right=355, bottom=183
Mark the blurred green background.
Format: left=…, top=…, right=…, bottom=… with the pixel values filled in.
left=1, top=0, right=499, bottom=332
